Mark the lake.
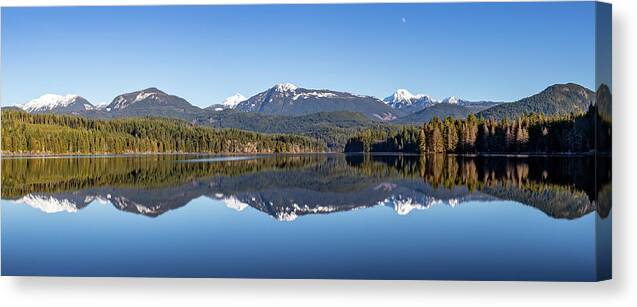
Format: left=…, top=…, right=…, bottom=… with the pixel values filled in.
left=0, top=154, right=611, bottom=280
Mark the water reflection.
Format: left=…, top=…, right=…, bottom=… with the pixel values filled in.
left=1, top=154, right=610, bottom=221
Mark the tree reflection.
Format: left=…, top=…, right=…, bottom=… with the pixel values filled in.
left=2, top=154, right=610, bottom=219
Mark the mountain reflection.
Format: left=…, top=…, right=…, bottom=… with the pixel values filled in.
left=1, top=154, right=610, bottom=220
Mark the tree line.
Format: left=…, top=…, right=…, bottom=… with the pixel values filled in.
left=1, top=110, right=326, bottom=154
left=345, top=154, right=610, bottom=218
left=1, top=154, right=326, bottom=199
left=345, top=104, right=611, bottom=154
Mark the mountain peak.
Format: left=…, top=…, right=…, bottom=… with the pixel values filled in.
left=19, top=94, right=93, bottom=113
left=107, top=87, right=195, bottom=112
left=385, top=89, right=420, bottom=104
left=544, top=83, right=592, bottom=96
left=384, top=89, right=436, bottom=109
left=272, top=83, right=298, bottom=92
left=394, top=89, right=413, bottom=96
left=234, top=84, right=400, bottom=120
left=222, top=93, right=246, bottom=108
left=109, top=88, right=168, bottom=110
left=442, top=96, right=459, bottom=104
left=141, top=87, right=165, bottom=93
left=476, top=83, right=594, bottom=120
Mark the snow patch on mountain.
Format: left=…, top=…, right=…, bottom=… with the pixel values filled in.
left=221, top=196, right=249, bottom=211
left=393, top=198, right=436, bottom=215
left=442, top=96, right=459, bottom=104
left=373, top=112, right=398, bottom=121
left=93, top=102, right=109, bottom=110
left=385, top=89, right=423, bottom=104
left=109, top=88, right=169, bottom=110
left=222, top=93, right=246, bottom=108
left=15, top=194, right=80, bottom=213
left=271, top=203, right=341, bottom=222
left=292, top=91, right=337, bottom=100
left=134, top=92, right=158, bottom=103
left=19, top=94, right=85, bottom=112
left=275, top=211, right=299, bottom=222
left=109, top=196, right=161, bottom=215
left=383, top=89, right=437, bottom=109
left=273, top=83, right=298, bottom=92
left=111, top=96, right=129, bottom=109
left=378, top=195, right=462, bottom=215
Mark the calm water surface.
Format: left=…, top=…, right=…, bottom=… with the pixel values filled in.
left=1, top=154, right=611, bottom=280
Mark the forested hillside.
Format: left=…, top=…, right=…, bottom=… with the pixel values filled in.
left=345, top=104, right=610, bottom=154
left=1, top=110, right=325, bottom=154
left=198, top=110, right=383, bottom=149
left=476, top=83, right=594, bottom=120
left=391, top=103, right=475, bottom=124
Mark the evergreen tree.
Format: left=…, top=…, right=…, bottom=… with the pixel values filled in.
left=443, top=117, right=458, bottom=153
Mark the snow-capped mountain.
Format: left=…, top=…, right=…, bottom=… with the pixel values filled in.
left=383, top=89, right=477, bottom=115
left=11, top=85, right=508, bottom=124
left=383, top=88, right=503, bottom=120
left=383, top=89, right=436, bottom=109
left=93, top=102, right=110, bottom=110
left=235, top=83, right=401, bottom=121
left=222, top=93, right=246, bottom=108
left=441, top=96, right=459, bottom=104
left=377, top=195, right=462, bottom=215
left=15, top=194, right=82, bottom=213
left=206, top=93, right=247, bottom=111
left=384, top=89, right=502, bottom=106
left=273, top=82, right=298, bottom=92
left=19, top=94, right=94, bottom=114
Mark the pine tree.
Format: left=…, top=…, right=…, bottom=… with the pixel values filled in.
left=443, top=117, right=458, bottom=153
left=418, top=126, right=426, bottom=153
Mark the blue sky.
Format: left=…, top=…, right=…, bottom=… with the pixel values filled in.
left=2, top=2, right=596, bottom=107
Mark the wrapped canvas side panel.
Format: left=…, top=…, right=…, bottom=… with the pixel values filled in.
left=595, top=1, right=612, bottom=282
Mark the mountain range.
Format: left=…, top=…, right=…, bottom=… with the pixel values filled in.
left=19, top=94, right=95, bottom=114
left=382, top=89, right=500, bottom=115
left=233, top=83, right=402, bottom=120
left=9, top=82, right=596, bottom=148
left=13, top=83, right=593, bottom=120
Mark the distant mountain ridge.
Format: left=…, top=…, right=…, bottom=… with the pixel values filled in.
left=206, top=93, right=247, bottom=111
left=99, top=87, right=203, bottom=118
left=235, top=83, right=402, bottom=121
left=383, top=89, right=437, bottom=111
left=18, top=94, right=95, bottom=114
left=12, top=82, right=596, bottom=128
left=382, top=88, right=501, bottom=122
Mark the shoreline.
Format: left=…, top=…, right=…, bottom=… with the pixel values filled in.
left=1, top=151, right=611, bottom=158
left=344, top=151, right=612, bottom=158
left=0, top=151, right=340, bottom=158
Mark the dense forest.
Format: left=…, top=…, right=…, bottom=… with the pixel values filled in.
left=345, top=103, right=611, bottom=154
left=1, top=110, right=325, bottom=154
left=198, top=110, right=383, bottom=150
